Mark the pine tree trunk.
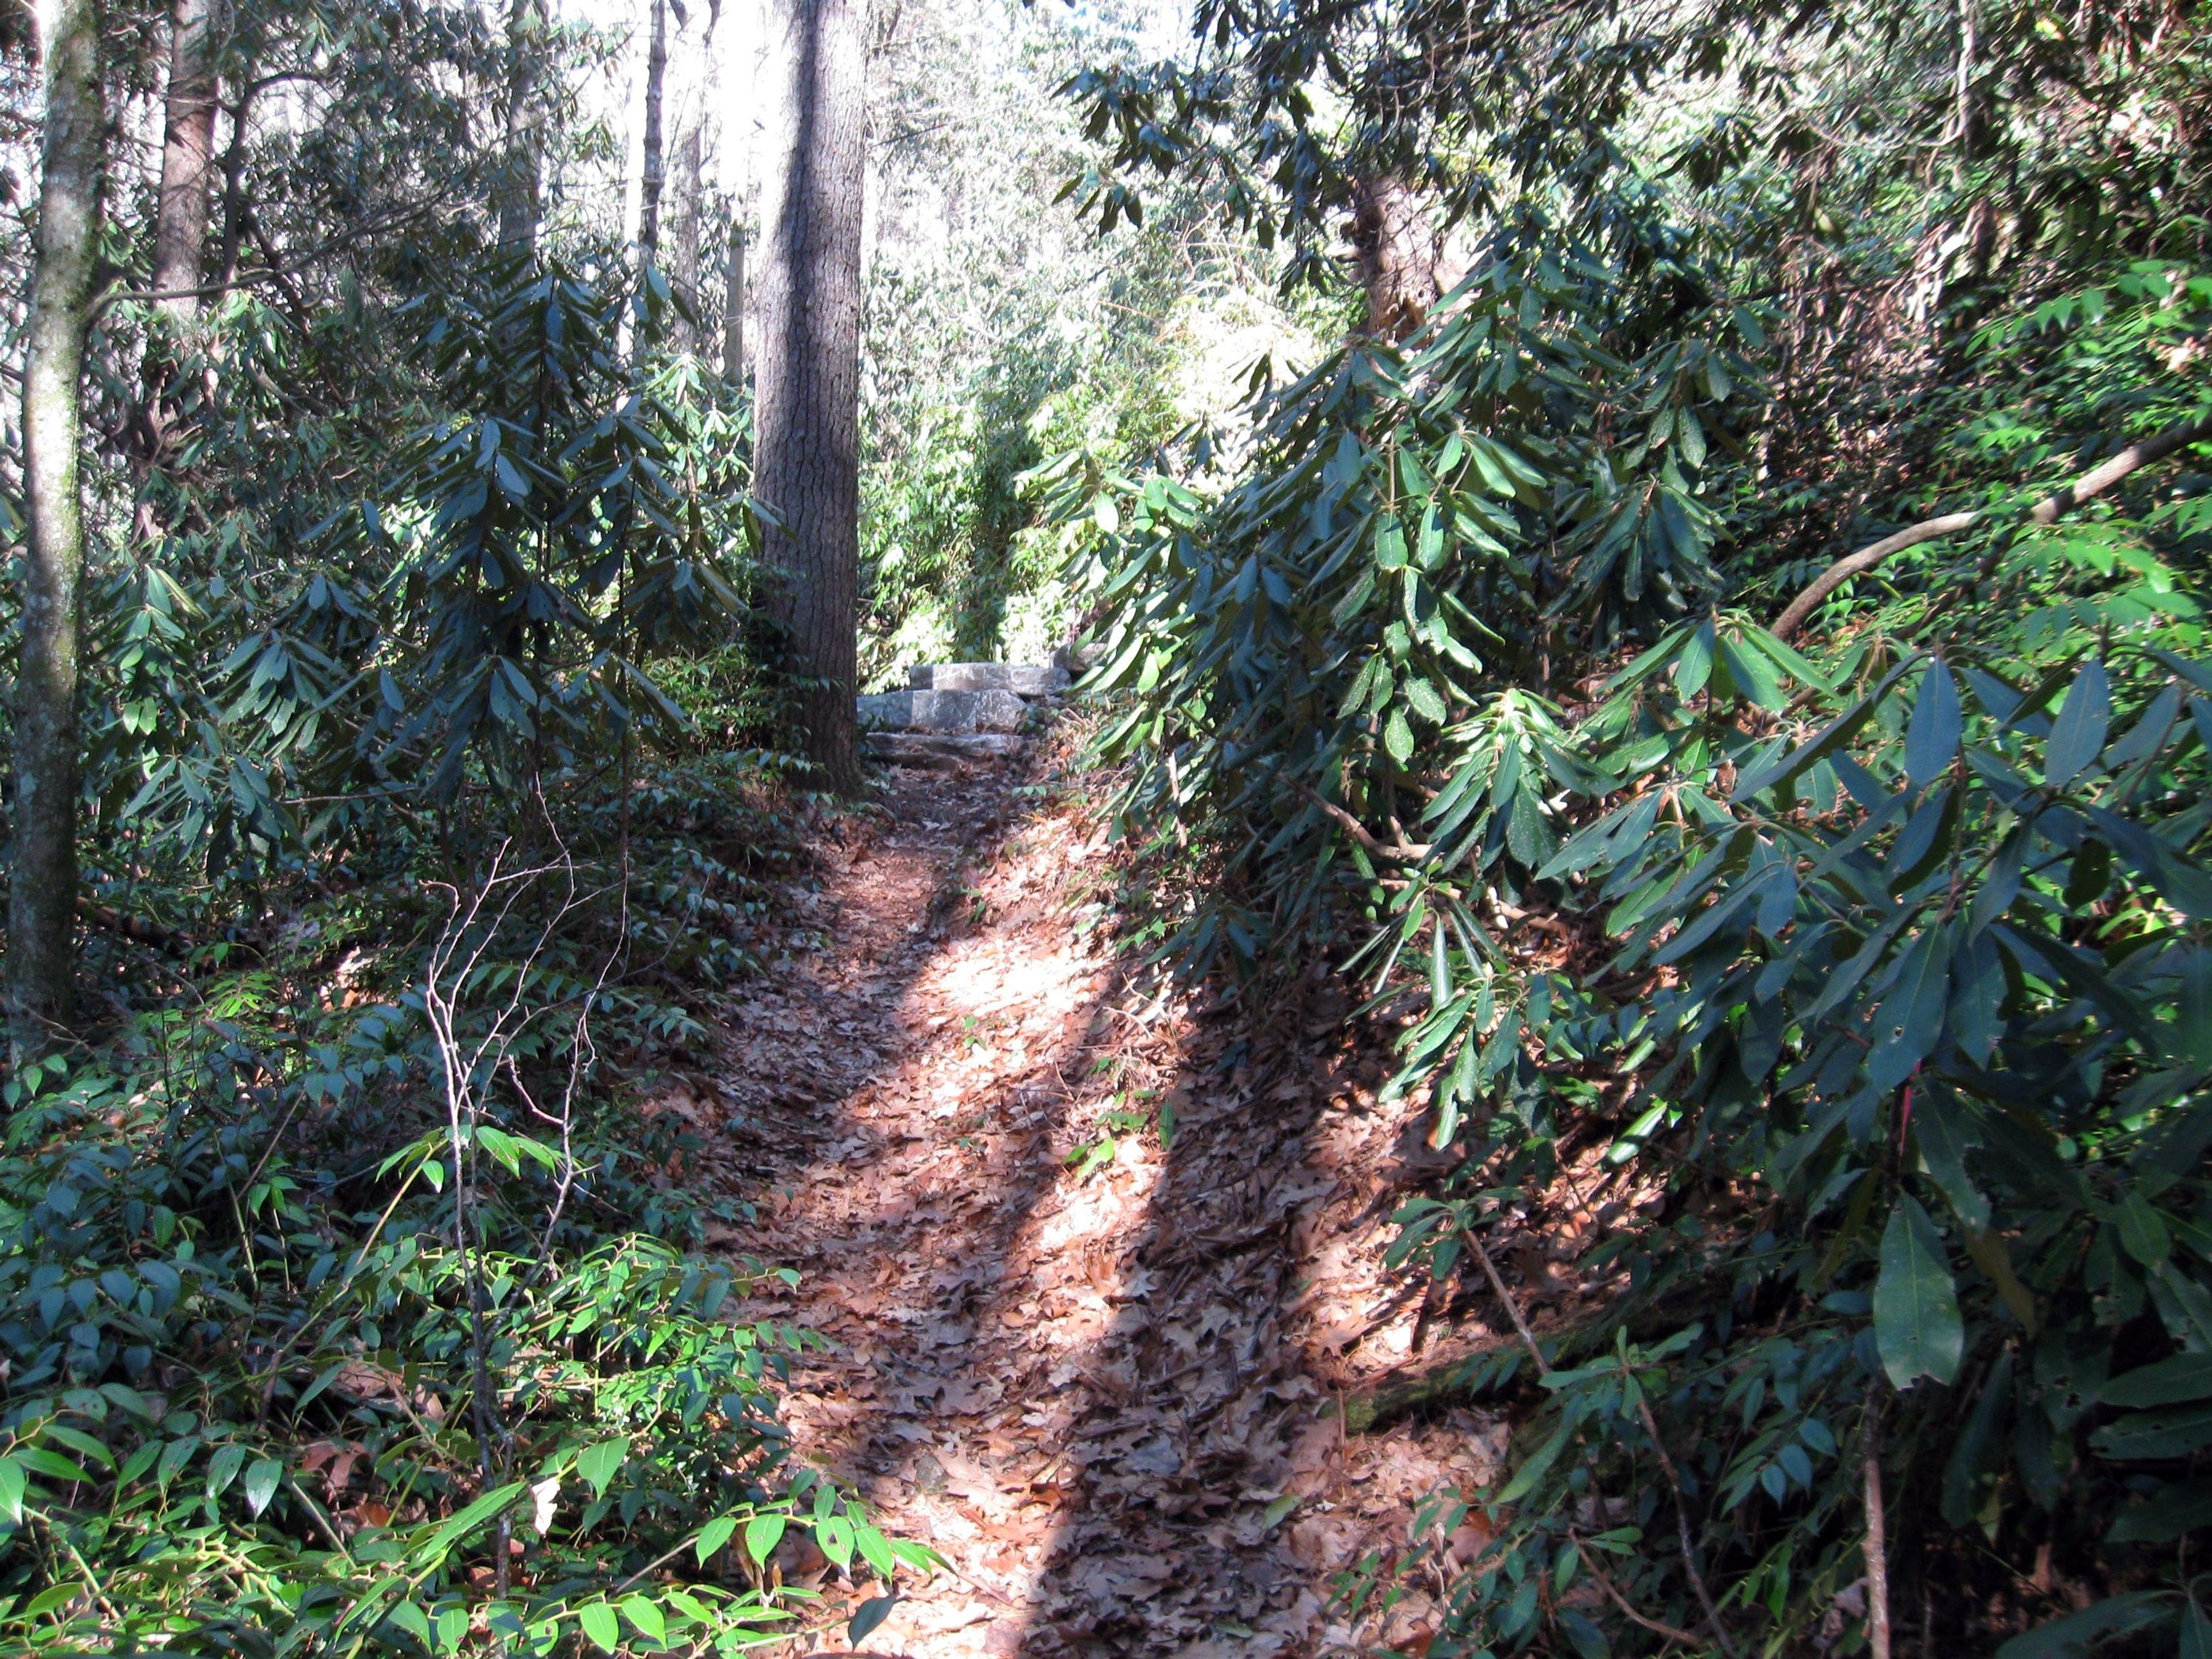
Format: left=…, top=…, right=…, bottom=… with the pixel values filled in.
left=755, top=0, right=865, bottom=790
left=496, top=0, right=547, bottom=250
left=151, top=0, right=214, bottom=315
left=10, top=0, right=106, bottom=1055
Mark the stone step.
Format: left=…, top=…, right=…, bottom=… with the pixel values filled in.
left=863, top=731, right=1025, bottom=769
left=907, top=662, right=1069, bottom=696
left=855, top=687, right=1027, bottom=733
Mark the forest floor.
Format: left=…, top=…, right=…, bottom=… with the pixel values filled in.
left=654, top=730, right=1518, bottom=1659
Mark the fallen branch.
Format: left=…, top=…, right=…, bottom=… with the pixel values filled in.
left=82, top=899, right=192, bottom=956
left=1771, top=411, right=2212, bottom=641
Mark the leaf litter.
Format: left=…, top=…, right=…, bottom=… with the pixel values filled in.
left=687, top=740, right=1525, bottom=1657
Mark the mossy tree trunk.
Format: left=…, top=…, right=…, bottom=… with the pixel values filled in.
left=9, top=0, right=107, bottom=1056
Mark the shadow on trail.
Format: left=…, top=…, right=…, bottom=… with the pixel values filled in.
left=709, top=744, right=1483, bottom=1658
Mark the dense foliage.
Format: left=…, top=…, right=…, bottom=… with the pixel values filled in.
left=1058, top=0, right=2212, bottom=1650
left=0, top=1, right=925, bottom=1648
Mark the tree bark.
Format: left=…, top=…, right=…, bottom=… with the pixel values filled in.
left=10, top=0, right=107, bottom=1054
left=1348, top=176, right=1447, bottom=340
left=638, top=0, right=668, bottom=263
left=671, top=119, right=703, bottom=353
left=723, top=219, right=745, bottom=385
left=496, top=0, right=548, bottom=251
left=151, top=0, right=214, bottom=314
left=217, top=76, right=254, bottom=289
left=755, top=0, right=866, bottom=789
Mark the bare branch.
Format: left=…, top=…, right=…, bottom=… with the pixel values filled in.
left=1771, top=410, right=2212, bottom=641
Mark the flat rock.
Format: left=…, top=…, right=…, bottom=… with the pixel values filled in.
left=908, top=662, right=1069, bottom=696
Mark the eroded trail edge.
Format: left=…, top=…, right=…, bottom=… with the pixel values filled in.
left=688, top=751, right=1510, bottom=1658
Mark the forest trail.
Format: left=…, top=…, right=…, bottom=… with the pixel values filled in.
left=672, top=738, right=1512, bottom=1659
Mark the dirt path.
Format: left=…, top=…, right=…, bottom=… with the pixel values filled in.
left=685, top=744, right=1512, bottom=1658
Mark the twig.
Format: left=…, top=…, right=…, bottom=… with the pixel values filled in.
left=1771, top=410, right=2212, bottom=640
left=1458, top=1224, right=1545, bottom=1368
left=1463, top=1215, right=1737, bottom=1654
left=1864, top=1383, right=1893, bottom=1659
left=1291, top=781, right=1430, bottom=860
left=1635, top=1393, right=1739, bottom=1659
left=1572, top=1536, right=1705, bottom=1648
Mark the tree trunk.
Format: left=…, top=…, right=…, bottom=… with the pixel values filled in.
left=496, top=0, right=548, bottom=250
left=152, top=0, right=214, bottom=314
left=671, top=120, right=703, bottom=354
left=755, top=0, right=866, bottom=789
left=217, top=76, right=254, bottom=289
left=638, top=0, right=667, bottom=264
left=10, top=0, right=106, bottom=1055
left=133, top=0, right=215, bottom=464
left=723, top=220, right=745, bottom=385
left=1348, top=176, right=1446, bottom=340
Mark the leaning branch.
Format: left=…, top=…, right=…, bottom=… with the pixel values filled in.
left=1771, top=410, right=2212, bottom=641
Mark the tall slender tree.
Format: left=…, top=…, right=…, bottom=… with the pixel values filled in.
left=722, top=219, right=745, bottom=385
left=638, top=0, right=668, bottom=262
left=10, top=0, right=107, bottom=1054
left=496, top=0, right=548, bottom=250
left=752, top=0, right=865, bottom=788
left=151, top=0, right=215, bottom=313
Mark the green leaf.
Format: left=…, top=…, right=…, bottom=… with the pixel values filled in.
left=1868, top=928, right=1949, bottom=1092
left=576, top=1601, right=621, bottom=1654
left=206, top=1441, right=247, bottom=1498
left=1906, top=660, right=1963, bottom=789
left=574, top=1437, right=628, bottom=1499
left=387, top=1602, right=432, bottom=1646
left=850, top=1596, right=898, bottom=1645
left=2107, top=1478, right=2212, bottom=1543
left=2101, top=1353, right=2212, bottom=1407
left=2045, top=659, right=2111, bottom=787
left=0, top=1456, right=25, bottom=1526
left=1384, top=706, right=1415, bottom=764
left=407, top=1480, right=527, bottom=1571
left=2116, top=1192, right=2172, bottom=1268
left=855, top=1521, right=899, bottom=1582
left=1993, top=1592, right=2172, bottom=1657
left=1874, top=1196, right=1963, bottom=1387
left=1497, top=1418, right=1572, bottom=1503
left=1675, top=620, right=1715, bottom=698
left=243, top=1456, right=282, bottom=1518
left=745, top=1512, right=787, bottom=1566
left=2090, top=1403, right=2212, bottom=1460
left=1915, top=1088, right=1988, bottom=1231
left=2181, top=1593, right=2211, bottom=1659
left=695, top=1513, right=740, bottom=1565
left=622, top=1596, right=666, bottom=1641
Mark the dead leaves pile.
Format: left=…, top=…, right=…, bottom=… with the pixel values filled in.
left=690, top=752, right=1514, bottom=1657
